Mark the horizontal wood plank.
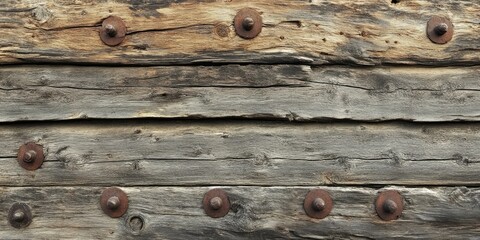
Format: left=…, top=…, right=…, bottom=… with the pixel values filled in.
left=0, top=122, right=479, bottom=186
left=0, top=186, right=478, bottom=239
left=0, top=0, right=478, bottom=65
left=1, top=65, right=480, bottom=122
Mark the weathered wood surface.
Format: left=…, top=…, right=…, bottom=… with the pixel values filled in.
left=0, top=186, right=478, bottom=239
left=0, top=0, right=478, bottom=65
left=1, top=121, right=479, bottom=186
left=1, top=65, right=480, bottom=122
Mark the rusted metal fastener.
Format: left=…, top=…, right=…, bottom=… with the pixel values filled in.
left=203, top=189, right=230, bottom=218
left=8, top=203, right=32, bottom=229
left=100, top=187, right=128, bottom=218
left=100, top=16, right=126, bottom=46
left=303, top=189, right=333, bottom=219
left=234, top=8, right=262, bottom=39
left=427, top=16, right=453, bottom=44
left=17, top=142, right=44, bottom=171
left=375, top=190, right=404, bottom=221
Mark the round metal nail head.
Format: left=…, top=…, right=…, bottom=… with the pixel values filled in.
left=203, top=189, right=230, bottom=218
left=375, top=190, right=404, bottom=221
left=427, top=16, right=453, bottom=44
left=234, top=8, right=262, bottom=39
left=303, top=189, right=333, bottom=219
left=17, top=142, right=44, bottom=171
left=8, top=203, right=32, bottom=229
left=100, top=16, right=126, bottom=46
left=101, top=187, right=128, bottom=218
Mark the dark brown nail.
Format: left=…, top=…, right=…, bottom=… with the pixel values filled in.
left=17, top=142, right=44, bottom=171
left=8, top=203, right=32, bottom=229
left=234, top=8, right=262, bottom=39
left=100, top=187, right=128, bottom=218
left=303, top=189, right=333, bottom=219
left=375, top=190, right=404, bottom=221
left=427, top=16, right=453, bottom=44
left=203, top=189, right=230, bottom=218
left=100, top=16, right=126, bottom=46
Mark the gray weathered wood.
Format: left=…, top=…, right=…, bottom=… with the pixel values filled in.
left=0, top=186, right=478, bottom=239
left=1, top=122, right=479, bottom=186
left=1, top=65, right=480, bottom=122
left=0, top=0, right=478, bottom=65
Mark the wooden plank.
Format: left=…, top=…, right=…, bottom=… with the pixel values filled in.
left=1, top=65, right=480, bottom=122
left=0, top=0, right=478, bottom=65
left=1, top=122, right=479, bottom=186
left=0, top=186, right=478, bottom=239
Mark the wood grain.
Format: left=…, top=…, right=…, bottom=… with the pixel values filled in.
left=0, top=0, right=478, bottom=65
left=1, top=65, right=480, bottom=122
left=0, top=186, right=478, bottom=239
left=0, top=121, right=479, bottom=186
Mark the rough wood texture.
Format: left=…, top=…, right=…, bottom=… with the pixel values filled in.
left=0, top=186, right=478, bottom=239
left=1, top=121, right=479, bottom=186
left=1, top=65, right=480, bottom=122
left=0, top=0, right=478, bottom=65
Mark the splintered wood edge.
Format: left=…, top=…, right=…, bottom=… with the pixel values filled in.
left=0, top=186, right=478, bottom=239
left=0, top=0, right=477, bottom=65
left=0, top=122, right=478, bottom=186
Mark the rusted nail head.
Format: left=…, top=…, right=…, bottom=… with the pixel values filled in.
left=203, top=189, right=230, bottom=218
left=8, top=203, right=32, bottom=229
left=100, top=16, right=126, bottom=46
left=234, top=8, right=262, bottom=39
left=427, top=16, right=453, bottom=44
left=303, top=189, right=333, bottom=219
left=375, top=190, right=404, bottom=221
left=17, top=142, right=44, bottom=171
left=101, top=187, right=128, bottom=218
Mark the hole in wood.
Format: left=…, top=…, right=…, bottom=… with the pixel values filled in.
left=127, top=215, right=145, bottom=234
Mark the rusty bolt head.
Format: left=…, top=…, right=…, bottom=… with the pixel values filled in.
left=105, top=24, right=117, bottom=37
left=23, top=150, right=37, bottom=163
left=100, top=16, right=126, bottom=46
left=383, top=199, right=398, bottom=213
left=17, top=142, right=44, bottom=171
left=234, top=8, right=262, bottom=39
left=12, top=210, right=25, bottom=222
left=312, top=197, right=326, bottom=211
left=209, top=197, right=223, bottom=210
left=303, top=189, right=333, bottom=219
left=8, top=203, right=32, bottom=229
left=203, top=189, right=230, bottom=218
left=101, top=187, right=128, bottom=218
left=375, top=190, right=404, bottom=221
left=427, top=16, right=453, bottom=44
left=242, top=17, right=255, bottom=31
left=107, top=196, right=120, bottom=210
